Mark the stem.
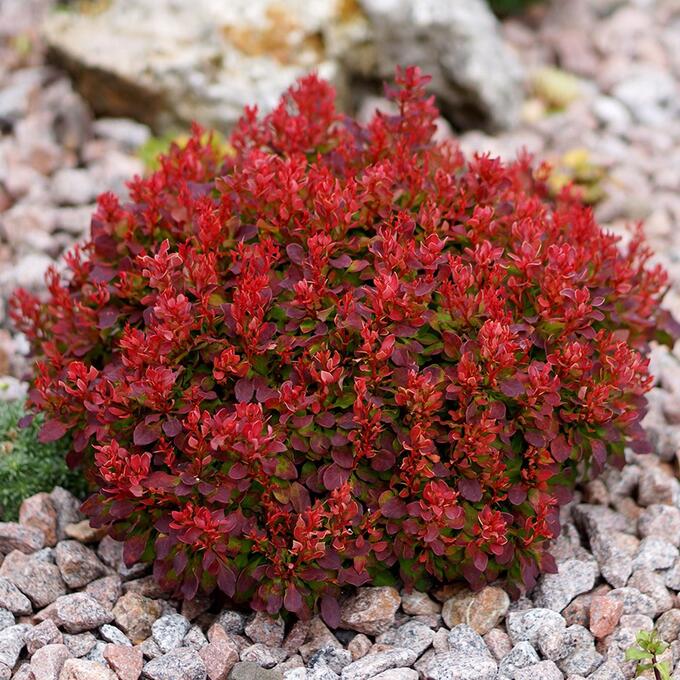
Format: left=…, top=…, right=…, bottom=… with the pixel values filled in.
left=653, top=653, right=662, bottom=680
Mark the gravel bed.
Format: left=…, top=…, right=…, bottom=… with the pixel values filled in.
left=1, top=0, right=680, bottom=678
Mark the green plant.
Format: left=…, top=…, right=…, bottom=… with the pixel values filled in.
left=625, top=630, right=671, bottom=680
left=0, top=400, right=87, bottom=520
left=488, top=0, right=543, bottom=17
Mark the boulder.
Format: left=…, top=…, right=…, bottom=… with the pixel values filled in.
left=42, top=0, right=522, bottom=134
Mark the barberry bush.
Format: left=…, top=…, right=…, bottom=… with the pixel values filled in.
left=11, top=67, right=676, bottom=620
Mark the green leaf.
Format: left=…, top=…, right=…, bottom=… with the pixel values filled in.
left=624, top=648, right=652, bottom=661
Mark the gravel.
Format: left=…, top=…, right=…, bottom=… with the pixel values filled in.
left=2, top=0, right=680, bottom=678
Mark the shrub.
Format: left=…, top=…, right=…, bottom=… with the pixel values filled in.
left=625, top=630, right=671, bottom=679
left=11, top=67, right=676, bottom=619
left=0, top=399, right=87, bottom=520
left=488, top=0, right=543, bottom=17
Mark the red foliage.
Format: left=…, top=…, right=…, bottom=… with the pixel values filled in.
left=11, top=67, right=676, bottom=618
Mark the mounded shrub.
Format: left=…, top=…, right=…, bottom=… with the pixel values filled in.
left=11, top=68, right=676, bottom=620
left=0, top=399, right=87, bottom=520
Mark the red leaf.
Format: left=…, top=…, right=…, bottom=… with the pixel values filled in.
left=133, top=421, right=160, bottom=446
left=322, top=464, right=349, bottom=491
left=234, top=378, right=254, bottom=403
left=123, top=533, right=148, bottom=566
left=320, top=595, right=341, bottom=628
left=217, top=565, right=236, bottom=597
left=39, top=419, right=68, bottom=443
left=381, top=495, right=406, bottom=519
left=284, top=584, right=303, bottom=612
left=458, top=478, right=482, bottom=502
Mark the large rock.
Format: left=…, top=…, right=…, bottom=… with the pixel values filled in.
left=441, top=586, right=509, bottom=634
left=55, top=541, right=108, bottom=589
left=42, top=0, right=357, bottom=132
left=41, top=0, right=522, bottom=135
left=417, top=625, right=497, bottom=680
left=142, top=648, right=207, bottom=680
left=112, top=592, right=163, bottom=644
left=0, top=521, right=44, bottom=553
left=0, top=550, right=67, bottom=609
left=0, top=577, right=32, bottom=615
left=19, top=493, right=58, bottom=547
left=339, top=587, right=400, bottom=635
left=355, top=0, right=524, bottom=130
left=38, top=593, right=113, bottom=633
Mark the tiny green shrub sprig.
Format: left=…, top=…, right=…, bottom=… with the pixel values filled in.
left=625, top=630, right=671, bottom=680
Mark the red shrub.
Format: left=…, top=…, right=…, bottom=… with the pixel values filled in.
left=11, top=68, right=676, bottom=619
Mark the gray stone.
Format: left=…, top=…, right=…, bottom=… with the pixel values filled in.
left=497, top=641, right=540, bottom=679
left=588, top=533, right=634, bottom=588
left=586, top=661, right=624, bottom=679
left=63, top=632, right=97, bottom=658
left=515, top=660, right=564, bottom=680
left=183, top=625, right=208, bottom=651
left=59, top=658, right=118, bottom=679
left=216, top=611, right=247, bottom=635
left=0, top=623, right=30, bottom=668
left=42, top=0, right=352, bottom=134
left=143, top=647, right=207, bottom=680
left=611, top=66, right=678, bottom=126
left=638, top=505, right=680, bottom=546
left=533, top=559, right=599, bottom=612
left=572, top=505, right=634, bottom=538
left=606, top=587, right=656, bottom=618
left=49, top=488, right=84, bottom=542
left=656, top=608, right=680, bottom=644
left=29, top=643, right=70, bottom=680
left=228, top=662, right=283, bottom=679
left=0, top=521, right=44, bottom=553
left=152, top=613, right=192, bottom=653
left=632, top=536, right=678, bottom=571
left=627, top=569, right=674, bottom=614
left=0, top=610, right=14, bottom=632
left=84, top=641, right=107, bottom=664
left=506, top=608, right=567, bottom=645
left=376, top=620, right=434, bottom=656
left=341, top=648, right=417, bottom=680
left=555, top=627, right=602, bottom=677
left=307, top=660, right=338, bottom=680
left=358, top=0, right=523, bottom=130
left=39, top=592, right=113, bottom=633
left=308, top=646, right=352, bottom=674
left=663, top=558, right=680, bottom=590
left=417, top=650, right=497, bottom=680
left=55, top=541, right=108, bottom=589
left=50, top=168, right=98, bottom=206
left=92, top=118, right=151, bottom=149
left=0, top=576, right=32, bottom=615
left=98, top=624, right=131, bottom=646
left=240, top=643, right=286, bottom=668
left=26, top=619, right=63, bottom=655
left=244, top=612, right=285, bottom=647
left=592, top=95, right=632, bottom=131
